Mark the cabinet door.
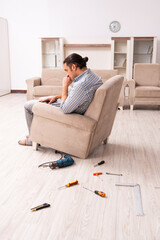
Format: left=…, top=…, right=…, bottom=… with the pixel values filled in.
left=0, top=18, right=11, bottom=96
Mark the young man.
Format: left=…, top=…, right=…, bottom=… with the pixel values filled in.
left=18, top=53, right=102, bottom=146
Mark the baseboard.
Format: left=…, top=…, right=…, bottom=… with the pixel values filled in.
left=11, top=90, right=27, bottom=93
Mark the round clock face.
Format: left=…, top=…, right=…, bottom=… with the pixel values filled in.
left=109, top=21, right=121, bottom=33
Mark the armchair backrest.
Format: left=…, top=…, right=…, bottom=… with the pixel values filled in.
left=134, top=63, right=160, bottom=87
left=84, top=75, right=124, bottom=153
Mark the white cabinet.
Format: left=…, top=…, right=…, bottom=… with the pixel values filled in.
left=0, top=18, right=11, bottom=96
left=111, top=37, right=131, bottom=80
left=41, top=38, right=64, bottom=69
left=130, top=37, right=157, bottom=78
left=111, top=36, right=157, bottom=80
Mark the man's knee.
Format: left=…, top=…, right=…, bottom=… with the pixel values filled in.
left=24, top=100, right=37, bottom=113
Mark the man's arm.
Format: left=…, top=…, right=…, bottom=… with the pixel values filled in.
left=39, top=95, right=62, bottom=104
left=61, top=76, right=73, bottom=101
left=39, top=76, right=72, bottom=104
left=60, top=86, right=86, bottom=114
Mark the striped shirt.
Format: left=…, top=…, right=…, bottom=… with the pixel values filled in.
left=59, top=69, right=102, bottom=114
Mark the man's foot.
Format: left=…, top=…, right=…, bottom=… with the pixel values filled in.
left=18, top=137, right=32, bottom=146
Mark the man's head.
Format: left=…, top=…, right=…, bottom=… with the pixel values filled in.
left=63, top=53, right=89, bottom=80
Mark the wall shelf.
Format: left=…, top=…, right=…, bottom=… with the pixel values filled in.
left=64, top=44, right=111, bottom=48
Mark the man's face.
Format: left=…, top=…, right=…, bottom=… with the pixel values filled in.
left=63, top=63, right=78, bottom=81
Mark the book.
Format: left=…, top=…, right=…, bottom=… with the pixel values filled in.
left=147, top=46, right=153, bottom=54
left=122, top=58, right=127, bottom=67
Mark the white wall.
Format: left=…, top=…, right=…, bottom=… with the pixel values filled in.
left=0, top=0, right=160, bottom=90
left=0, top=0, right=50, bottom=90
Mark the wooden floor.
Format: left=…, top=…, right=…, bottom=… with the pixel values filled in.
left=0, top=94, right=160, bottom=240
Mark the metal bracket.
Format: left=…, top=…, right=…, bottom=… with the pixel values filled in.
left=116, top=183, right=144, bottom=216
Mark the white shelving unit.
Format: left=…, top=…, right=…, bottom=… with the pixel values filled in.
left=41, top=37, right=64, bottom=69
left=111, top=36, right=157, bottom=80
left=111, top=37, right=131, bottom=80
left=0, top=17, right=11, bottom=96
left=131, top=36, right=157, bottom=78
left=111, top=36, right=157, bottom=102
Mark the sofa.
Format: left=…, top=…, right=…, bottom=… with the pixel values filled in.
left=128, top=63, right=160, bottom=109
left=30, top=75, right=124, bottom=158
left=26, top=68, right=119, bottom=100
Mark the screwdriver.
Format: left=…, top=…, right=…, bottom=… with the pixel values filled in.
left=83, top=187, right=106, bottom=197
left=106, top=172, right=123, bottom=176
left=31, top=203, right=50, bottom=212
left=94, top=160, right=105, bottom=167
left=93, top=172, right=103, bottom=181
left=58, top=180, right=78, bottom=189
left=93, top=172, right=102, bottom=176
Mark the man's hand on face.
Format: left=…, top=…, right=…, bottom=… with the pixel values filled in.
left=63, top=75, right=73, bottom=87
left=39, top=96, right=57, bottom=104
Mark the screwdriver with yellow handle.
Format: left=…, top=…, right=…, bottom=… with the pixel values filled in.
left=83, top=186, right=106, bottom=197
left=58, top=180, right=78, bottom=189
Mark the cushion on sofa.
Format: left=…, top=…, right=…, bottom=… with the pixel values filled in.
left=135, top=86, right=160, bottom=98
left=134, top=64, right=160, bottom=87
left=93, top=70, right=118, bottom=83
left=33, top=86, right=62, bottom=97
left=41, top=69, right=65, bottom=86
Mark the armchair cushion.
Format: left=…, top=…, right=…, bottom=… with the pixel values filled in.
left=134, top=64, right=160, bottom=86
left=135, top=86, right=160, bottom=98
left=33, top=86, right=62, bottom=97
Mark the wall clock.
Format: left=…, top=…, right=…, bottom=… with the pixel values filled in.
left=109, top=21, right=121, bottom=33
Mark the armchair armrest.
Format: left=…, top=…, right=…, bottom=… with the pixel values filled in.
left=32, top=102, right=97, bottom=132
left=26, top=77, right=41, bottom=100
left=118, top=78, right=126, bottom=108
left=128, top=79, right=135, bottom=108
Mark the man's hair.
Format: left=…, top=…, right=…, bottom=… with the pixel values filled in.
left=63, top=53, right=89, bottom=69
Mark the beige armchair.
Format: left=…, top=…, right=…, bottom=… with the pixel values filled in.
left=26, top=69, right=118, bottom=101
left=128, top=63, right=160, bottom=110
left=30, top=75, right=124, bottom=159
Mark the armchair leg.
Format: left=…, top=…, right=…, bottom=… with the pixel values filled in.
left=103, top=138, right=108, bottom=144
left=130, top=105, right=133, bottom=110
left=33, top=142, right=38, bottom=151
left=118, top=106, right=123, bottom=110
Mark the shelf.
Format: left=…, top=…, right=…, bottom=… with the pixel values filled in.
left=64, top=43, right=111, bottom=48
left=42, top=53, right=57, bottom=55
left=134, top=53, right=152, bottom=55
left=114, top=52, right=127, bottom=54
left=43, top=65, right=60, bottom=68
left=41, top=37, right=60, bottom=41
left=134, top=37, right=154, bottom=41
left=111, top=37, right=130, bottom=40
left=114, top=66, right=126, bottom=69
